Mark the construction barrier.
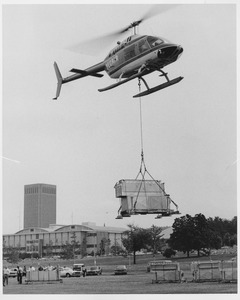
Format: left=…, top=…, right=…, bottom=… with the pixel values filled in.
left=220, top=260, right=237, bottom=282
left=192, top=261, right=222, bottom=282
left=150, top=261, right=181, bottom=283
left=26, top=269, right=62, bottom=283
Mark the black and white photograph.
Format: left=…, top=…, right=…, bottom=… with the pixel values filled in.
left=1, top=0, right=238, bottom=296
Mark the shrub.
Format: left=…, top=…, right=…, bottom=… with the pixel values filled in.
left=162, top=248, right=176, bottom=258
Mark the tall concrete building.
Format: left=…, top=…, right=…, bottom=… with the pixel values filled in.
left=24, top=183, right=56, bottom=228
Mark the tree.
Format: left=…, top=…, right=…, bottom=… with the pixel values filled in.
left=110, top=243, right=125, bottom=256
left=230, top=234, right=237, bottom=247
left=162, top=248, right=176, bottom=258
left=99, top=238, right=111, bottom=256
left=223, top=232, right=231, bottom=246
left=80, top=236, right=87, bottom=258
left=168, top=214, right=196, bottom=257
left=207, top=216, right=237, bottom=247
left=147, top=225, right=164, bottom=254
left=61, top=241, right=74, bottom=259
left=207, top=231, right=222, bottom=250
left=61, top=232, right=80, bottom=259
left=45, top=240, right=54, bottom=257
left=6, top=246, right=20, bottom=264
left=193, top=213, right=213, bottom=256
left=70, top=231, right=80, bottom=257
left=122, top=224, right=149, bottom=264
left=169, top=213, right=225, bottom=257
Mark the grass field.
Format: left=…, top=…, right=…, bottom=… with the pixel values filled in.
left=2, top=253, right=238, bottom=295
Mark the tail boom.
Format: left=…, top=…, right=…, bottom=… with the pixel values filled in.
left=53, top=61, right=105, bottom=100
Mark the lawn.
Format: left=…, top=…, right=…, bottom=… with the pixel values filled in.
left=3, top=273, right=237, bottom=294
left=2, top=253, right=238, bottom=294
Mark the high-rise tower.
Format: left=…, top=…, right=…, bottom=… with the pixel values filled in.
left=24, top=183, right=56, bottom=228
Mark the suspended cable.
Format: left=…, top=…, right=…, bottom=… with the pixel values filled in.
left=134, top=78, right=178, bottom=212
left=134, top=79, right=148, bottom=210
left=138, top=79, right=144, bottom=154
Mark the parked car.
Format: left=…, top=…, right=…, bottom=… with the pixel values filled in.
left=72, top=263, right=84, bottom=277
left=114, top=265, right=127, bottom=275
left=8, top=268, right=18, bottom=278
left=59, top=267, right=74, bottom=277
left=86, top=266, right=102, bottom=276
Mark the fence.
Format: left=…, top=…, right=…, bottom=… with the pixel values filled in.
left=191, top=260, right=237, bottom=282
left=150, top=261, right=181, bottom=283
left=221, top=260, right=237, bottom=282
left=26, top=269, right=62, bottom=283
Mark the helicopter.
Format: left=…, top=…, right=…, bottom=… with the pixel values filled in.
left=53, top=8, right=183, bottom=99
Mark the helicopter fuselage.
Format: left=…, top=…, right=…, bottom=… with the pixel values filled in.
left=104, top=34, right=183, bottom=78
left=53, top=34, right=183, bottom=99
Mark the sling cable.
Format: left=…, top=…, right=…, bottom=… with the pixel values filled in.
left=114, top=79, right=180, bottom=219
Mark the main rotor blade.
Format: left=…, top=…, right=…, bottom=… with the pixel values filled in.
left=68, top=30, right=124, bottom=56
left=141, top=4, right=178, bottom=22
left=68, top=4, right=179, bottom=56
left=119, top=4, right=179, bottom=33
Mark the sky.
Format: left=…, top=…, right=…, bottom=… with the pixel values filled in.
left=1, top=1, right=238, bottom=235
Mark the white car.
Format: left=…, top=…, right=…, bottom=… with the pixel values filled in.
left=59, top=267, right=74, bottom=277
left=8, top=268, right=18, bottom=278
left=72, top=263, right=84, bottom=277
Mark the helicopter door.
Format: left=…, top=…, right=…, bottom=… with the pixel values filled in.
left=137, top=39, right=150, bottom=54
left=123, top=44, right=137, bottom=61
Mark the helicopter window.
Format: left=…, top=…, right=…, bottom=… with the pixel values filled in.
left=124, top=44, right=136, bottom=61
left=147, top=36, right=163, bottom=48
left=138, top=39, right=149, bottom=53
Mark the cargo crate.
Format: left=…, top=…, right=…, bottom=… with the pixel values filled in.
left=114, top=179, right=165, bottom=198
left=115, top=179, right=180, bottom=218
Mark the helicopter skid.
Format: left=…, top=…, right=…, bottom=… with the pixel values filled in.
left=98, top=69, right=147, bottom=92
left=133, top=76, right=183, bottom=98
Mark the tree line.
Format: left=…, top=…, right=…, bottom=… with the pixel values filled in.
left=168, top=214, right=237, bottom=257
left=121, top=214, right=237, bottom=263
left=3, top=214, right=237, bottom=264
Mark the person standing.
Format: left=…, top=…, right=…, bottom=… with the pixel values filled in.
left=82, top=267, right=87, bottom=277
left=3, top=267, right=9, bottom=286
left=23, top=266, right=27, bottom=277
left=3, top=269, right=5, bottom=287
left=17, top=266, right=23, bottom=284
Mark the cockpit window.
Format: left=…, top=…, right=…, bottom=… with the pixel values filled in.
left=147, top=36, right=163, bottom=48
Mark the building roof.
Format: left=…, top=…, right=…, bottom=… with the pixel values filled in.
left=7, top=222, right=126, bottom=236
left=86, top=224, right=127, bottom=233
left=8, top=223, right=170, bottom=237
left=15, top=227, right=53, bottom=234
left=81, top=222, right=127, bottom=233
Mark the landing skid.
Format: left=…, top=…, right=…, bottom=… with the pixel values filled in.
left=133, top=76, right=183, bottom=98
left=98, top=69, right=147, bottom=92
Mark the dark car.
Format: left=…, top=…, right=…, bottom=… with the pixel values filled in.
left=86, top=266, right=102, bottom=276
left=114, top=265, right=127, bottom=275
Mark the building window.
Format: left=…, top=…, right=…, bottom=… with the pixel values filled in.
left=87, top=233, right=96, bottom=237
left=87, top=244, right=96, bottom=248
